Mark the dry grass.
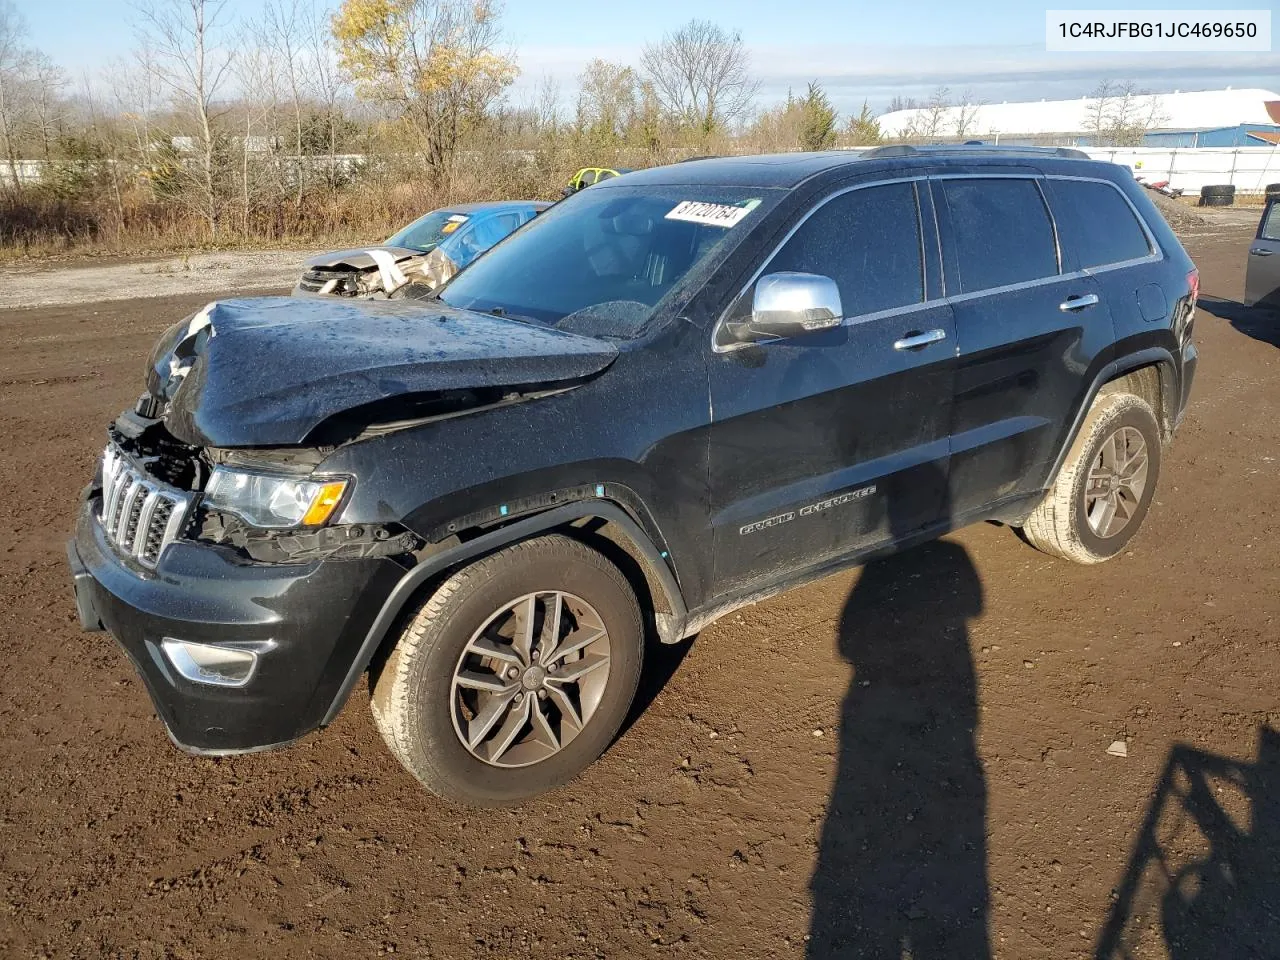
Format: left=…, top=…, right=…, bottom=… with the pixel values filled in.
left=0, top=159, right=569, bottom=263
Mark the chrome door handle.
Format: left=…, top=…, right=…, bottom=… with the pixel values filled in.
left=1251, top=247, right=1274, bottom=257
left=1060, top=293, right=1101, bottom=312
left=893, top=328, right=947, bottom=350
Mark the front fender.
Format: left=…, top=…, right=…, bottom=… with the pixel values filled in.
left=318, top=499, right=689, bottom=727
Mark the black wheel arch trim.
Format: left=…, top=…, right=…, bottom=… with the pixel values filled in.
left=1048, top=346, right=1180, bottom=483
left=319, top=499, right=688, bottom=727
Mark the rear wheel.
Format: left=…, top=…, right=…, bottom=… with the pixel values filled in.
left=1019, top=392, right=1162, bottom=564
left=370, top=535, right=643, bottom=806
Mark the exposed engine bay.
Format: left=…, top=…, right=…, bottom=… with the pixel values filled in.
left=294, top=245, right=459, bottom=299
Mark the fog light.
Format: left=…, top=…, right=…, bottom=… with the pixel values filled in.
left=161, top=638, right=273, bottom=687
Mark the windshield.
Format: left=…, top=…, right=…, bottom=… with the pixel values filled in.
left=387, top=210, right=470, bottom=253
left=439, top=185, right=781, bottom=335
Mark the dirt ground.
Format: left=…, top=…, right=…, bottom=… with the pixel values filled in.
left=1, top=214, right=1278, bottom=960
left=0, top=250, right=320, bottom=310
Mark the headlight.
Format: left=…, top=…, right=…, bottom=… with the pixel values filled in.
left=204, top=467, right=349, bottom=529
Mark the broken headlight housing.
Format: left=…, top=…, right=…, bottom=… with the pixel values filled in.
left=203, top=467, right=349, bottom=529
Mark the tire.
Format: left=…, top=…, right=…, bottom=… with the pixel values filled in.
left=1198, top=184, right=1235, bottom=207
left=1019, top=392, right=1162, bottom=564
left=370, top=534, right=643, bottom=806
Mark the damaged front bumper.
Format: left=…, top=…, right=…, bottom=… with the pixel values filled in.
left=68, top=488, right=405, bottom=755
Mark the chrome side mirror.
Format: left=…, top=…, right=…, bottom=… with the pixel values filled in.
left=722, top=272, right=844, bottom=346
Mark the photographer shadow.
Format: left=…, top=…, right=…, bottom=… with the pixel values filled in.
left=808, top=467, right=991, bottom=958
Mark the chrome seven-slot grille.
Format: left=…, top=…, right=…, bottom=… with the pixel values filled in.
left=99, top=444, right=193, bottom=568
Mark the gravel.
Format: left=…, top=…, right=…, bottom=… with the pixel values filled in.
left=0, top=249, right=321, bottom=309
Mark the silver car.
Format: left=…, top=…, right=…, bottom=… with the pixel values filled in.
left=1246, top=198, right=1279, bottom=309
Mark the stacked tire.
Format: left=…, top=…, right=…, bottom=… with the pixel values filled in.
left=1199, top=184, right=1235, bottom=207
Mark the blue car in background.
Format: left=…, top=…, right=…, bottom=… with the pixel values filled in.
left=294, top=200, right=551, bottom=299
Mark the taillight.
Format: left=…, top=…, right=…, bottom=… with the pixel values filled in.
left=1179, top=267, right=1199, bottom=343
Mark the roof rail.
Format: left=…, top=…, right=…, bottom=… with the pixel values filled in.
left=858, top=144, right=1091, bottom=160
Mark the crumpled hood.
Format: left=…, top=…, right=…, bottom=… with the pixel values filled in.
left=148, top=296, right=618, bottom=447
left=302, top=246, right=423, bottom=271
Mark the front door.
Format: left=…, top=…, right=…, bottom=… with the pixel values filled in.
left=707, top=179, right=957, bottom=596
left=1246, top=199, right=1280, bottom=308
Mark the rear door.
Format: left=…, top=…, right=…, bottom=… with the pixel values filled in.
left=1044, top=172, right=1167, bottom=355
left=707, top=179, right=956, bottom=595
left=935, top=174, right=1116, bottom=518
left=1246, top=200, right=1280, bottom=308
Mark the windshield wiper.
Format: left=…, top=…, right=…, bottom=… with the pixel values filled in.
left=488, top=306, right=540, bottom=326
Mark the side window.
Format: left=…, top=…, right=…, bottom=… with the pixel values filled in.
left=764, top=181, right=924, bottom=318
left=1261, top=201, right=1280, bottom=241
left=456, top=214, right=521, bottom=259
left=941, top=178, right=1059, bottom=292
left=1051, top=179, right=1152, bottom=268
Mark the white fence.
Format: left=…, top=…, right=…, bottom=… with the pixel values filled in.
left=0, top=160, right=47, bottom=185
left=1078, top=146, right=1280, bottom=194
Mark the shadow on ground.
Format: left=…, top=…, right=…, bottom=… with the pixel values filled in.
left=808, top=465, right=992, bottom=959
left=1200, top=295, right=1280, bottom=349
left=620, top=634, right=693, bottom=738
left=1096, top=726, right=1280, bottom=959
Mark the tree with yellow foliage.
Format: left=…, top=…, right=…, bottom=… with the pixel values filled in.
left=331, top=0, right=517, bottom=182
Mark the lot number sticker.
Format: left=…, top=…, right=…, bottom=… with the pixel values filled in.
left=666, top=199, right=759, bottom=228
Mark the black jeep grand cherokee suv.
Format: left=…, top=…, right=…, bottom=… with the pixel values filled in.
left=68, top=148, right=1198, bottom=805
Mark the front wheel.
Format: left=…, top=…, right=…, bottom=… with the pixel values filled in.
left=370, top=534, right=643, bottom=806
left=1019, top=391, right=1162, bottom=564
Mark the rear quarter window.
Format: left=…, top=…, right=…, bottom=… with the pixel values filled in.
left=941, top=178, right=1059, bottom=293
left=1049, top=178, right=1153, bottom=268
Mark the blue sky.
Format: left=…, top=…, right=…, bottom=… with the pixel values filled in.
left=16, top=0, right=1280, bottom=113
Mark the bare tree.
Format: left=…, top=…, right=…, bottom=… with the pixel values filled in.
left=1107, top=81, right=1167, bottom=146
left=886, top=95, right=920, bottom=114
left=77, top=74, right=127, bottom=231
left=920, top=86, right=952, bottom=138
left=0, top=0, right=32, bottom=188
left=1085, top=80, right=1168, bottom=146
left=533, top=74, right=562, bottom=137
left=953, top=88, right=984, bottom=137
left=901, top=86, right=951, bottom=141
left=1084, top=79, right=1117, bottom=144
left=260, top=0, right=312, bottom=214
left=301, top=0, right=347, bottom=175
left=640, top=19, right=759, bottom=138
left=232, top=39, right=283, bottom=236
left=136, top=0, right=237, bottom=237
left=108, top=44, right=164, bottom=178
left=24, top=53, right=66, bottom=160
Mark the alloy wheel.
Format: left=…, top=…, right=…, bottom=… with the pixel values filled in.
left=449, top=591, right=612, bottom=768
left=1084, top=425, right=1149, bottom=538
